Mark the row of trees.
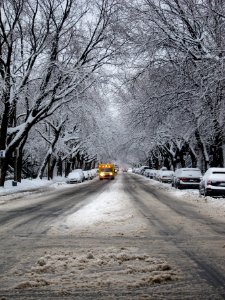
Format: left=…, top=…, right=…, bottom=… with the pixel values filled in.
left=116, top=0, right=225, bottom=171
left=2, top=0, right=225, bottom=184
left=0, top=0, right=125, bottom=186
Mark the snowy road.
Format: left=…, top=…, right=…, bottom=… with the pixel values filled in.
left=0, top=173, right=225, bottom=299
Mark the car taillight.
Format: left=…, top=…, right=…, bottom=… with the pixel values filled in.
left=180, top=177, right=188, bottom=182
left=207, top=180, right=211, bottom=186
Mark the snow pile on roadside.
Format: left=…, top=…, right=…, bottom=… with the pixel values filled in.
left=49, top=177, right=149, bottom=236
left=0, top=177, right=67, bottom=196
left=12, top=247, right=180, bottom=291
left=142, top=176, right=225, bottom=213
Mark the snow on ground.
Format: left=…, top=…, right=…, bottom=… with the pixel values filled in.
left=10, top=247, right=179, bottom=292
left=141, top=175, right=225, bottom=219
left=1, top=175, right=181, bottom=292
left=49, top=176, right=149, bottom=236
left=0, top=177, right=66, bottom=195
left=1, top=173, right=225, bottom=225
left=5, top=174, right=225, bottom=292
left=0, top=176, right=94, bottom=204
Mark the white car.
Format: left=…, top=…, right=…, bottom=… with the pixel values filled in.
left=199, top=168, right=225, bottom=197
left=155, top=167, right=168, bottom=181
left=140, top=166, right=150, bottom=175
left=90, top=169, right=98, bottom=178
left=172, top=168, right=202, bottom=189
left=83, top=170, right=91, bottom=180
left=143, top=169, right=152, bottom=177
left=149, top=169, right=157, bottom=179
left=158, top=170, right=174, bottom=183
left=66, top=169, right=85, bottom=183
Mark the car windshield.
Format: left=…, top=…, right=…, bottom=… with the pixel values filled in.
left=182, top=170, right=201, bottom=176
left=101, top=168, right=113, bottom=172
left=212, top=172, right=225, bottom=174
left=162, top=171, right=173, bottom=175
left=68, top=171, right=81, bottom=178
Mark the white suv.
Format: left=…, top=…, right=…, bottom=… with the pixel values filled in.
left=66, top=169, right=85, bottom=183
left=199, top=168, right=225, bottom=197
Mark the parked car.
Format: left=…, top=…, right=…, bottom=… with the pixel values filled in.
left=158, top=170, right=174, bottom=183
left=172, top=168, right=202, bottom=189
left=199, top=168, right=225, bottom=197
left=149, top=169, right=157, bottom=179
left=66, top=169, right=85, bottom=183
left=89, top=169, right=98, bottom=178
left=140, top=166, right=150, bottom=175
left=133, top=167, right=140, bottom=174
left=155, top=167, right=168, bottom=181
left=143, top=169, right=152, bottom=177
left=83, top=170, right=91, bottom=180
left=152, top=170, right=160, bottom=180
left=115, top=164, right=119, bottom=174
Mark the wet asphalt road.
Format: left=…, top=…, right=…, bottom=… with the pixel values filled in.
left=0, top=173, right=225, bottom=299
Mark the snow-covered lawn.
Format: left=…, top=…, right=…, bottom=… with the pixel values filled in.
left=0, top=176, right=94, bottom=205
left=0, top=177, right=66, bottom=195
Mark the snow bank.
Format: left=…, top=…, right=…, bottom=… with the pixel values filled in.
left=0, top=177, right=66, bottom=195
left=142, top=176, right=225, bottom=219
left=0, top=177, right=68, bottom=205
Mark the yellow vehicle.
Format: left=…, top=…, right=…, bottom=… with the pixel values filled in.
left=98, top=163, right=115, bottom=180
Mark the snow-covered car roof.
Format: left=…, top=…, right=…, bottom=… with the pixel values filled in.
left=178, top=168, right=201, bottom=171
left=68, top=169, right=84, bottom=178
left=161, top=170, right=174, bottom=175
left=208, top=168, right=225, bottom=173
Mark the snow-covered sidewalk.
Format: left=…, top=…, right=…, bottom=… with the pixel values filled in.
left=0, top=177, right=67, bottom=195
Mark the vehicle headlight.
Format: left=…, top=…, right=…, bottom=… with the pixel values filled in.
left=100, top=172, right=105, bottom=176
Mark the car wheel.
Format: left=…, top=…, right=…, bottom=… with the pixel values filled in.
left=203, top=188, right=208, bottom=197
left=177, top=184, right=181, bottom=189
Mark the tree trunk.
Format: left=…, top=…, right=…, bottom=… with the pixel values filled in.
left=65, top=161, right=71, bottom=177
left=38, top=151, right=52, bottom=179
left=49, top=157, right=56, bottom=179
left=223, top=144, right=225, bottom=167
left=188, top=147, right=197, bottom=168
left=16, top=135, right=28, bottom=182
left=0, top=158, right=8, bottom=187
left=57, top=157, right=63, bottom=176
left=211, top=119, right=223, bottom=167
left=195, top=129, right=209, bottom=172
